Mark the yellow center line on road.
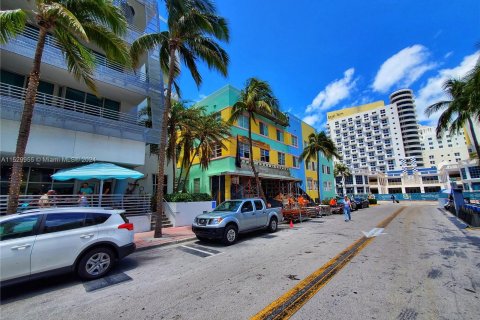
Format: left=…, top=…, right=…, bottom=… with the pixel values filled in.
left=251, top=207, right=406, bottom=320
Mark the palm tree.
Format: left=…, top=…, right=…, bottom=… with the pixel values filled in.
left=1, top=1, right=129, bottom=214
left=425, top=79, right=480, bottom=158
left=130, top=0, right=229, bottom=237
left=300, top=132, right=340, bottom=200
left=334, top=163, right=351, bottom=196
left=228, top=78, right=280, bottom=200
left=168, top=102, right=204, bottom=192
left=178, top=113, right=231, bottom=190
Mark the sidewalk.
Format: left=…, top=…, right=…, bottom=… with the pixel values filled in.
left=134, top=226, right=196, bottom=251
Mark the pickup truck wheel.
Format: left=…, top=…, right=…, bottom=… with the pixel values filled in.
left=268, top=217, right=278, bottom=233
left=222, top=225, right=238, bottom=245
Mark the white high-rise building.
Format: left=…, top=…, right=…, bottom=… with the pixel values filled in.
left=326, top=89, right=424, bottom=173
left=419, top=125, right=469, bottom=167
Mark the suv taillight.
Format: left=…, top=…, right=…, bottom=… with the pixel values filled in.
left=118, top=223, right=134, bottom=231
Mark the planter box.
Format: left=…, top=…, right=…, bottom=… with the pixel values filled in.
left=163, top=201, right=216, bottom=227
left=126, top=214, right=152, bottom=233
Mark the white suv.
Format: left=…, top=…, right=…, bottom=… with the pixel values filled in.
left=0, top=207, right=135, bottom=286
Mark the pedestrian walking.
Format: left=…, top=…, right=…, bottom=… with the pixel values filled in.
left=343, top=196, right=352, bottom=222
left=391, top=194, right=396, bottom=203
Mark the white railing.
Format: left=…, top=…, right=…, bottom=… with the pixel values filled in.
left=1, top=82, right=141, bottom=127
left=0, top=194, right=151, bottom=216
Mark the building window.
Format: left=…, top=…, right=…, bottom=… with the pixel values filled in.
left=355, top=175, right=363, bottom=184
left=454, top=152, right=460, bottom=157
left=291, top=135, right=298, bottom=147
left=259, top=122, right=268, bottom=136
left=211, top=144, right=222, bottom=158
left=468, top=166, right=480, bottom=179
left=193, top=178, right=200, bottom=193
left=238, top=115, right=249, bottom=129
left=311, top=161, right=316, bottom=171
left=260, top=149, right=270, bottom=162
left=239, top=142, right=250, bottom=158
left=292, top=156, right=299, bottom=168
left=278, top=152, right=286, bottom=166
left=276, top=129, right=284, bottom=142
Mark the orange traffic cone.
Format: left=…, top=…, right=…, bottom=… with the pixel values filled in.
left=289, top=219, right=294, bottom=228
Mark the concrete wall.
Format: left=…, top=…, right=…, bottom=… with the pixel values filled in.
left=163, top=201, right=215, bottom=227
left=1, top=119, right=145, bottom=166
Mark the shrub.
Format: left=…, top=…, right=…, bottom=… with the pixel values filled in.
left=321, top=199, right=330, bottom=205
left=368, top=198, right=377, bottom=205
left=164, top=193, right=212, bottom=202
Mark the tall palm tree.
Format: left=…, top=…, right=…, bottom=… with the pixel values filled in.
left=178, top=112, right=231, bottom=190
left=300, top=132, right=340, bottom=200
left=334, top=163, right=351, bottom=196
left=228, top=78, right=280, bottom=200
left=425, top=79, right=480, bottom=158
left=168, top=102, right=203, bottom=192
left=130, top=0, right=229, bottom=237
left=1, top=1, right=129, bottom=214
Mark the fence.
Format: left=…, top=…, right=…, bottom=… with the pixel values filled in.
left=0, top=194, right=151, bottom=216
left=373, top=192, right=480, bottom=202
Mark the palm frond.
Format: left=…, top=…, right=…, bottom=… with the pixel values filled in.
left=130, top=32, right=169, bottom=68
left=0, top=9, right=27, bottom=44
left=54, top=28, right=96, bottom=91
left=81, top=22, right=130, bottom=66
left=41, top=2, right=87, bottom=40
left=178, top=44, right=202, bottom=86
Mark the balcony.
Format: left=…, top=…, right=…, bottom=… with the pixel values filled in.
left=1, top=83, right=148, bottom=142
left=0, top=26, right=148, bottom=93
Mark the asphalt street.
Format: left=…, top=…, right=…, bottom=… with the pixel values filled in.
left=1, top=203, right=479, bottom=320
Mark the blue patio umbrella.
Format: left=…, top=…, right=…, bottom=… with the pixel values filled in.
left=51, top=162, right=144, bottom=206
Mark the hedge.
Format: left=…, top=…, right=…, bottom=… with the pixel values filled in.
left=368, top=198, right=378, bottom=205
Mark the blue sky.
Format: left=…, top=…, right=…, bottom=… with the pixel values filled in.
left=160, top=0, right=479, bottom=130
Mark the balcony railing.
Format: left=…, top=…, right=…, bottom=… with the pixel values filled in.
left=0, top=194, right=151, bottom=216
left=1, top=26, right=148, bottom=91
left=1, top=82, right=142, bottom=129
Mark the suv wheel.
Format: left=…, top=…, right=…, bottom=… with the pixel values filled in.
left=77, top=247, right=115, bottom=280
left=268, top=217, right=278, bottom=233
left=222, top=225, right=238, bottom=245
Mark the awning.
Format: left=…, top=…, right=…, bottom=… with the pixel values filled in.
left=51, top=163, right=144, bottom=181
left=215, top=171, right=302, bottom=182
left=51, top=163, right=144, bottom=207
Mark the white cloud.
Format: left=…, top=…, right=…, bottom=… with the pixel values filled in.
left=416, top=51, right=480, bottom=123
left=372, top=45, right=436, bottom=93
left=302, top=114, right=321, bottom=126
left=305, top=68, right=357, bottom=113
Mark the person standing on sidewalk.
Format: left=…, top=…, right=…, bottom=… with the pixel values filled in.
left=343, top=195, right=352, bottom=222
left=391, top=194, right=396, bottom=203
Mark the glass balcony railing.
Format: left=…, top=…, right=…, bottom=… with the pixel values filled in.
left=0, top=26, right=148, bottom=92
left=1, top=82, right=142, bottom=128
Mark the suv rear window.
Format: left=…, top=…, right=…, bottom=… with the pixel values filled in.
left=43, top=213, right=86, bottom=233
left=254, top=200, right=263, bottom=210
left=85, top=212, right=111, bottom=226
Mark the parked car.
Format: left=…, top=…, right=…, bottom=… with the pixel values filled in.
left=0, top=207, right=135, bottom=287
left=192, top=199, right=283, bottom=245
left=353, top=197, right=370, bottom=209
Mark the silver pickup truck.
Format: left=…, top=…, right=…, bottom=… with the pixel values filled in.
left=192, top=198, right=283, bottom=245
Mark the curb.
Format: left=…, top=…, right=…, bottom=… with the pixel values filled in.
left=135, top=236, right=197, bottom=252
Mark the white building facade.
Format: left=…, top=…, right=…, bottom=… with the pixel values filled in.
left=419, top=125, right=469, bottom=167
left=0, top=0, right=166, bottom=197
left=327, top=88, right=425, bottom=173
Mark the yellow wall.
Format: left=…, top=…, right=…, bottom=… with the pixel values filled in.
left=326, top=100, right=384, bottom=121
left=301, top=121, right=319, bottom=200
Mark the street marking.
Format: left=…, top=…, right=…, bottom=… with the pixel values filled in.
left=178, top=244, right=223, bottom=258
left=362, top=227, right=386, bottom=238
left=251, top=207, right=405, bottom=320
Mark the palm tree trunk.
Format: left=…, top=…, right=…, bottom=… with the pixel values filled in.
left=467, top=117, right=480, bottom=157
left=342, top=174, right=346, bottom=196
left=179, top=142, right=202, bottom=192
left=154, top=46, right=176, bottom=238
left=248, top=117, right=266, bottom=200
left=317, top=158, right=321, bottom=203
left=7, top=27, right=47, bottom=214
